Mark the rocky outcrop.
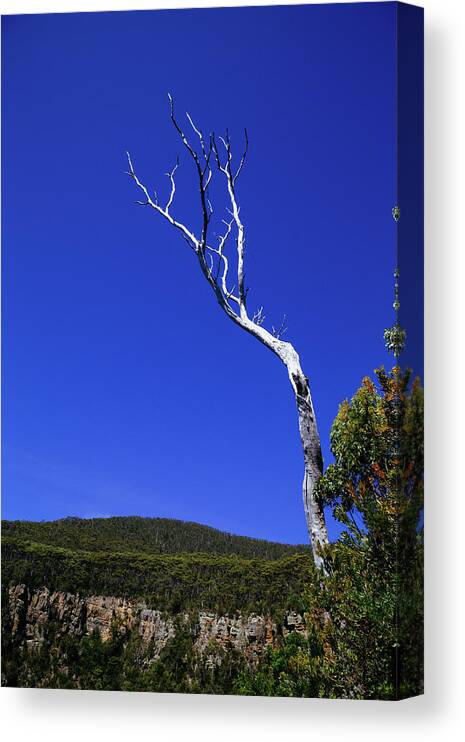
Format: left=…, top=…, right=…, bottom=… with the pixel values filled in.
left=8, top=585, right=306, bottom=665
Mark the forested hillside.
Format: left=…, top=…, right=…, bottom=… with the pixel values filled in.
left=2, top=516, right=315, bottom=692
left=2, top=537, right=311, bottom=616
left=2, top=516, right=309, bottom=559
left=2, top=517, right=313, bottom=616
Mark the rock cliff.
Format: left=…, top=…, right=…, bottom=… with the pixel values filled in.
left=8, top=584, right=307, bottom=666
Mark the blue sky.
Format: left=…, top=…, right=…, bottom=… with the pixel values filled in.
left=2, top=3, right=400, bottom=543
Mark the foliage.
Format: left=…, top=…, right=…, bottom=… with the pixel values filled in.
left=1, top=602, right=246, bottom=693
left=2, top=516, right=309, bottom=560
left=233, top=631, right=326, bottom=698
left=317, top=366, right=423, bottom=550
left=235, top=366, right=423, bottom=700
left=1, top=537, right=312, bottom=617
left=315, top=366, right=423, bottom=698
left=384, top=324, right=406, bottom=357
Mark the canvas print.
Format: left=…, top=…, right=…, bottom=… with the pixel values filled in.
left=1, top=2, right=424, bottom=700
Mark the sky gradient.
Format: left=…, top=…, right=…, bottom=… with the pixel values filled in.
left=2, top=3, right=400, bottom=543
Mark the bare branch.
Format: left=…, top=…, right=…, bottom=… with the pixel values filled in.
left=233, top=128, right=249, bottom=184
left=165, top=157, right=179, bottom=213
left=211, top=133, right=247, bottom=311
left=225, top=283, right=236, bottom=301
left=204, top=167, right=212, bottom=189
left=168, top=94, right=201, bottom=167
left=128, top=103, right=279, bottom=343
left=252, top=306, right=266, bottom=327
left=168, top=94, right=210, bottom=251
left=204, top=218, right=237, bottom=303
left=272, top=314, right=287, bottom=340
left=218, top=218, right=234, bottom=251
left=211, top=134, right=224, bottom=172
left=126, top=151, right=199, bottom=249
left=186, top=112, right=213, bottom=188
left=186, top=111, right=208, bottom=159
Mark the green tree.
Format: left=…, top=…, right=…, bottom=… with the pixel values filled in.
left=235, top=366, right=423, bottom=700
left=233, top=631, right=326, bottom=698
left=312, top=365, right=423, bottom=699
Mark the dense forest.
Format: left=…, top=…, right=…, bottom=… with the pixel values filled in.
left=2, top=516, right=309, bottom=560
left=2, top=534, right=311, bottom=616
left=2, top=613, right=250, bottom=694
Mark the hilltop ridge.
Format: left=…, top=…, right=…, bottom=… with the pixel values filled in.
left=2, top=515, right=309, bottom=560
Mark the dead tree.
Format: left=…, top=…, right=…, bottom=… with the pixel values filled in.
left=126, top=96, right=329, bottom=568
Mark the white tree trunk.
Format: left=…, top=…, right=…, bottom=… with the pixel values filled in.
left=236, top=319, right=329, bottom=566
left=283, top=348, right=329, bottom=569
